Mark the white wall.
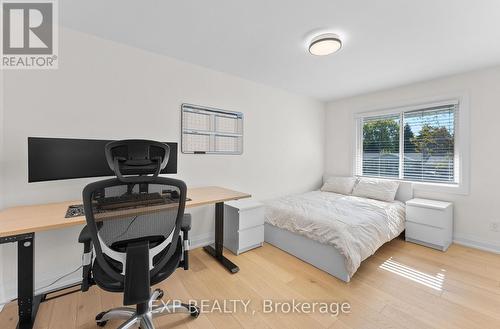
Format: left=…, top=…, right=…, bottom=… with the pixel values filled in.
left=0, top=28, right=325, bottom=302
left=0, top=71, right=4, bottom=211
left=0, top=70, right=5, bottom=308
left=325, top=65, right=500, bottom=253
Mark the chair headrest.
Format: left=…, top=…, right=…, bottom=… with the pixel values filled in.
left=105, top=140, right=170, bottom=182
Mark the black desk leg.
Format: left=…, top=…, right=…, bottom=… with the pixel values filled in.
left=17, top=233, right=41, bottom=329
left=203, top=202, right=239, bottom=274
left=0, top=232, right=77, bottom=329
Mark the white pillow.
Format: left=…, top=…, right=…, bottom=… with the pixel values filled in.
left=320, top=176, right=357, bottom=195
left=351, top=178, right=400, bottom=202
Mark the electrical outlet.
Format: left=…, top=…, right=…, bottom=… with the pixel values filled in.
left=490, top=222, right=500, bottom=232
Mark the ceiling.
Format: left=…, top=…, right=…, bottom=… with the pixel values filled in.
left=61, top=0, right=500, bottom=101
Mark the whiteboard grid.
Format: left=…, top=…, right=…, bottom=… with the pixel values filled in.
left=215, top=135, right=239, bottom=153
left=215, top=115, right=238, bottom=133
left=183, top=111, right=211, bottom=131
left=181, top=104, right=243, bottom=154
left=182, top=133, right=210, bottom=152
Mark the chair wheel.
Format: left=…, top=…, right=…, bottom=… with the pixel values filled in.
left=188, top=304, right=200, bottom=318
left=95, top=311, right=108, bottom=327
left=154, top=288, right=164, bottom=300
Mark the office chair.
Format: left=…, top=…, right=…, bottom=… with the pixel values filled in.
left=78, top=140, right=199, bottom=329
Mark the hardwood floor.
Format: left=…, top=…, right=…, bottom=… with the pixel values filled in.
left=1, top=239, right=500, bottom=329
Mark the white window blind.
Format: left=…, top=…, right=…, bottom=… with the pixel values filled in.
left=403, top=105, right=456, bottom=183
left=360, top=114, right=400, bottom=178
left=356, top=101, right=458, bottom=185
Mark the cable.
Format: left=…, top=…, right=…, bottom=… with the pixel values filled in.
left=0, top=265, right=84, bottom=307
left=35, top=265, right=83, bottom=293
left=0, top=299, right=13, bottom=307
left=112, top=216, right=139, bottom=241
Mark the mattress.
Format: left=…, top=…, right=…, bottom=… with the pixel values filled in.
left=264, top=191, right=405, bottom=276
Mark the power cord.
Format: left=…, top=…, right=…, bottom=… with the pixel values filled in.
left=0, top=299, right=12, bottom=307
left=112, top=216, right=139, bottom=241
left=0, top=265, right=83, bottom=307
left=35, top=265, right=83, bottom=293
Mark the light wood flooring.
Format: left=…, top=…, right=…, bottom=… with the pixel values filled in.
left=1, top=239, right=500, bottom=329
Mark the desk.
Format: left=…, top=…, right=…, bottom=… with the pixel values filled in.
left=0, top=186, right=250, bottom=329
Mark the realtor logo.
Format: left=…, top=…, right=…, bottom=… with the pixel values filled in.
left=1, top=0, right=58, bottom=69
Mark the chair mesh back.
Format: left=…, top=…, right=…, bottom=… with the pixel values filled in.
left=83, top=179, right=185, bottom=278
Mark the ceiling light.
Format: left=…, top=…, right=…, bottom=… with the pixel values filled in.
left=308, top=33, right=342, bottom=56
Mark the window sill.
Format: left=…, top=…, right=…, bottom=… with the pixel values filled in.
left=410, top=180, right=468, bottom=195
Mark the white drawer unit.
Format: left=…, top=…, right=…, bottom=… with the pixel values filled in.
left=405, top=198, right=453, bottom=251
left=223, top=199, right=265, bottom=255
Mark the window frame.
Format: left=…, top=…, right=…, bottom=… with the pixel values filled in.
left=352, top=94, right=470, bottom=195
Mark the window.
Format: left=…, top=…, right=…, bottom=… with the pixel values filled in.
left=361, top=114, right=400, bottom=178
left=355, top=101, right=458, bottom=185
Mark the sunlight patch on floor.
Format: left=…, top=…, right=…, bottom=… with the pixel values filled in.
left=379, top=257, right=445, bottom=291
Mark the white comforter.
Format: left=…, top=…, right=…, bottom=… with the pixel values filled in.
left=264, top=191, right=405, bottom=277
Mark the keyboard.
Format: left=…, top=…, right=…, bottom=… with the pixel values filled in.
left=97, top=192, right=166, bottom=210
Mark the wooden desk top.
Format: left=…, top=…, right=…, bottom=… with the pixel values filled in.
left=0, top=186, right=251, bottom=238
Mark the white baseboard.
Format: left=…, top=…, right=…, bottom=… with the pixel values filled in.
left=453, top=233, right=500, bottom=254
left=190, top=232, right=214, bottom=249
left=1, top=274, right=82, bottom=306
left=0, top=232, right=215, bottom=305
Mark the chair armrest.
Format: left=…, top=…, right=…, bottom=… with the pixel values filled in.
left=182, top=213, right=192, bottom=232
left=78, top=226, right=93, bottom=292
left=78, top=225, right=92, bottom=243
left=180, top=214, right=191, bottom=270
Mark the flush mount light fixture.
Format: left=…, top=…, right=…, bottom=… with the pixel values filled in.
left=308, top=33, right=342, bottom=56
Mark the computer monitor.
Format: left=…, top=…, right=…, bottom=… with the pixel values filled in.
left=28, top=137, right=178, bottom=182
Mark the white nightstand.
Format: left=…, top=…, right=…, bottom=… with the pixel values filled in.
left=405, top=198, right=453, bottom=251
left=223, top=199, right=264, bottom=255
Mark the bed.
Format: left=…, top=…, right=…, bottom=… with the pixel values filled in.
left=264, top=183, right=412, bottom=282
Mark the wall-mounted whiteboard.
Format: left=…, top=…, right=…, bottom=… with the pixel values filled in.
left=181, top=104, right=243, bottom=154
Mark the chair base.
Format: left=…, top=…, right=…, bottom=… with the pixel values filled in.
left=95, top=289, right=199, bottom=329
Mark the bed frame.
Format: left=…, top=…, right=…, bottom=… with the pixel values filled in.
left=264, top=183, right=413, bottom=282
